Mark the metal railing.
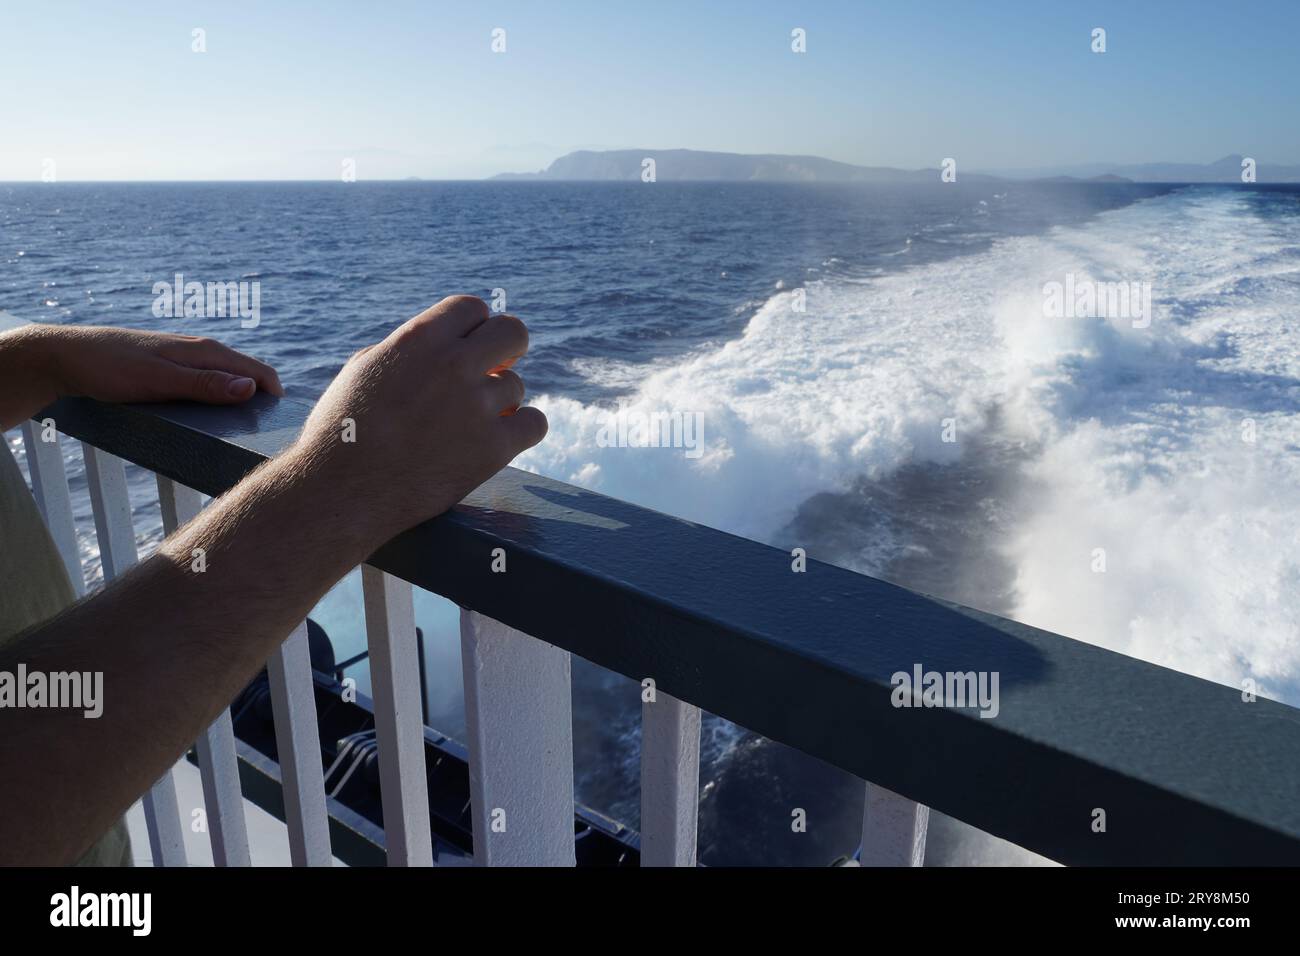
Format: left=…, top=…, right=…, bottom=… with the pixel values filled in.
left=6, top=320, right=1300, bottom=867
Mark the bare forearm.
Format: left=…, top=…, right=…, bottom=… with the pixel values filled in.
left=0, top=326, right=60, bottom=430
left=0, top=294, right=545, bottom=865
left=0, top=443, right=375, bottom=864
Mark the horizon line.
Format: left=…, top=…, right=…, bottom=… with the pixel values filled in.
left=0, top=178, right=1288, bottom=186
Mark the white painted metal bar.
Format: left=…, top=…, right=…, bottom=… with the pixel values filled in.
left=81, top=443, right=138, bottom=582
left=459, top=609, right=575, bottom=866
left=18, top=421, right=84, bottom=596
left=639, top=689, right=701, bottom=866
left=361, top=565, right=433, bottom=866
left=141, top=775, right=187, bottom=868
left=266, top=620, right=332, bottom=866
left=860, top=781, right=929, bottom=867
left=195, top=710, right=250, bottom=866
left=81, top=442, right=187, bottom=867
left=156, top=475, right=251, bottom=867
left=154, top=472, right=203, bottom=532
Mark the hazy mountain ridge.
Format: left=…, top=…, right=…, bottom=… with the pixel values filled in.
left=496, top=149, right=1300, bottom=183
left=495, top=149, right=999, bottom=183
left=987, top=154, right=1300, bottom=183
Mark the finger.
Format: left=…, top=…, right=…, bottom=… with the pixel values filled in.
left=500, top=405, right=548, bottom=452
left=483, top=369, right=525, bottom=415
left=462, top=313, right=529, bottom=372
left=153, top=360, right=260, bottom=405
left=398, top=295, right=489, bottom=344
left=163, top=338, right=285, bottom=396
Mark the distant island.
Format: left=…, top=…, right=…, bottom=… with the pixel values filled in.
left=494, top=149, right=1300, bottom=184
left=493, top=149, right=1002, bottom=183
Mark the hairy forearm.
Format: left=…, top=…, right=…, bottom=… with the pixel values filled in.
left=0, top=442, right=376, bottom=864
left=0, top=294, right=542, bottom=864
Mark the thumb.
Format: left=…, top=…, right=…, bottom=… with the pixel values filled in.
left=166, top=364, right=258, bottom=404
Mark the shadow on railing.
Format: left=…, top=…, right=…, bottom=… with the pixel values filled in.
left=7, top=314, right=1300, bottom=867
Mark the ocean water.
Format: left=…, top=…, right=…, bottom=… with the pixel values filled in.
left=4, top=181, right=1299, bottom=865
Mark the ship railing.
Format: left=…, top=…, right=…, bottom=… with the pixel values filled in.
left=5, top=318, right=1299, bottom=867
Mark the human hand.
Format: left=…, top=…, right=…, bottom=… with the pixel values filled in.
left=51, top=325, right=282, bottom=402
left=0, top=323, right=283, bottom=429
left=295, top=295, right=548, bottom=541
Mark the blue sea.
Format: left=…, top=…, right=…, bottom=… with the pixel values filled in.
left=5, top=181, right=1300, bottom=864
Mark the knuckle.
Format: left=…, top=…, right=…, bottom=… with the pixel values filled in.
left=501, top=313, right=528, bottom=339
left=486, top=371, right=524, bottom=412
left=493, top=314, right=529, bottom=352
left=389, top=317, right=425, bottom=345
left=513, top=408, right=547, bottom=448
left=194, top=368, right=224, bottom=394
left=441, top=294, right=489, bottom=320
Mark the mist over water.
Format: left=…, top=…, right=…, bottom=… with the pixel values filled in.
left=5, top=181, right=1296, bottom=864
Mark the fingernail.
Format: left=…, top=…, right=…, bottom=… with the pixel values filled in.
left=227, top=376, right=255, bottom=397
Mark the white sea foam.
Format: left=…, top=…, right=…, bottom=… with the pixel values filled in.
left=1003, top=190, right=1300, bottom=698
left=520, top=187, right=1300, bottom=705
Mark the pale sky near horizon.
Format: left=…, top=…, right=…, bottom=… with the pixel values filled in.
left=2, top=0, right=1297, bottom=181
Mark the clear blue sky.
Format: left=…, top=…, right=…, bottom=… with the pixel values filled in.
left=2, top=0, right=1296, bottom=180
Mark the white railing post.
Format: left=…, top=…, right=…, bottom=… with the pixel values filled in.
left=859, top=781, right=929, bottom=866
left=156, top=476, right=252, bottom=866
left=140, top=775, right=186, bottom=868
left=265, top=620, right=333, bottom=866
left=81, top=443, right=138, bottom=582
left=639, top=689, right=701, bottom=866
left=18, top=422, right=84, bottom=596
left=81, top=443, right=187, bottom=867
left=459, top=609, right=575, bottom=866
left=194, top=711, right=250, bottom=866
left=361, top=565, right=433, bottom=866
